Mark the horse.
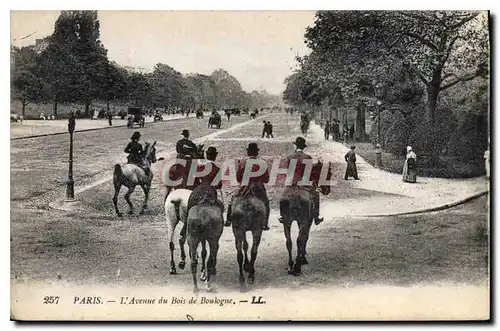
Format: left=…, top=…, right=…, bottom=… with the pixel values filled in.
left=279, top=161, right=332, bottom=276
left=229, top=185, right=267, bottom=291
left=165, top=188, right=194, bottom=275
left=164, top=144, right=205, bottom=201
left=112, top=141, right=159, bottom=217
left=186, top=189, right=224, bottom=293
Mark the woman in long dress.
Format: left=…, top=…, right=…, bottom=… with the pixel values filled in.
left=402, top=146, right=417, bottom=183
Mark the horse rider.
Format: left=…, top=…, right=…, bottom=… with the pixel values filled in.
left=176, top=129, right=198, bottom=159
left=278, top=137, right=323, bottom=226
left=186, top=147, right=224, bottom=215
left=124, top=131, right=150, bottom=176
left=225, top=142, right=270, bottom=231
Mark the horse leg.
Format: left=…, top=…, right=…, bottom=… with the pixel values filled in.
left=301, top=223, right=311, bottom=265
left=200, top=240, right=208, bottom=282
left=179, top=223, right=187, bottom=270
left=248, top=230, right=262, bottom=284
left=124, top=186, right=136, bottom=215
left=113, top=185, right=123, bottom=217
left=206, top=238, right=219, bottom=292
left=235, top=233, right=246, bottom=291
left=188, top=235, right=200, bottom=294
left=139, top=183, right=150, bottom=214
left=167, top=218, right=178, bottom=275
left=242, top=234, right=250, bottom=272
left=293, top=224, right=309, bottom=276
left=283, top=222, right=294, bottom=274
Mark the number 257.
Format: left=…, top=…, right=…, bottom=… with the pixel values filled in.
left=43, top=296, right=59, bottom=304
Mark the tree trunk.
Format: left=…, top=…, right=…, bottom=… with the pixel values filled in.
left=53, top=101, right=58, bottom=118
left=356, top=105, right=366, bottom=141
left=425, top=69, right=443, bottom=163
left=426, top=85, right=439, bottom=123
left=427, top=70, right=442, bottom=123
left=85, top=100, right=91, bottom=115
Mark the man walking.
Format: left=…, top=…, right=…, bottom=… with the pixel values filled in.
left=266, top=121, right=274, bottom=138
left=344, top=146, right=359, bottom=180
left=262, top=121, right=269, bottom=138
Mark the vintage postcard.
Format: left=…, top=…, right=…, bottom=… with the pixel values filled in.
left=10, top=10, right=490, bottom=321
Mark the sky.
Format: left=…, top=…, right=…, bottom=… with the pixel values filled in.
left=10, top=10, right=317, bottom=95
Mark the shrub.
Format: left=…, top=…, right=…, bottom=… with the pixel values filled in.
left=448, top=111, right=488, bottom=161
left=383, top=111, right=412, bottom=156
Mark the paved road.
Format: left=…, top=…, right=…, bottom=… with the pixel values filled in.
left=10, top=114, right=253, bottom=207
left=10, top=111, right=488, bottom=320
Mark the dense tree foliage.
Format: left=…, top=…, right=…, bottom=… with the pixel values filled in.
left=284, top=10, right=489, bottom=160
left=11, top=11, right=280, bottom=117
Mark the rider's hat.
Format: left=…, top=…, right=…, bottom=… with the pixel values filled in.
left=293, top=137, right=307, bottom=149
left=131, top=131, right=141, bottom=140
left=182, top=129, right=190, bottom=137
left=206, top=147, right=218, bottom=156
left=246, top=142, right=260, bottom=153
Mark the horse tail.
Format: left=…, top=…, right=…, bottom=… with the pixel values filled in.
left=113, top=164, right=122, bottom=186
left=171, top=199, right=182, bottom=225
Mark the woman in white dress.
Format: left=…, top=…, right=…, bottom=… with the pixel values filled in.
left=402, top=146, right=417, bottom=183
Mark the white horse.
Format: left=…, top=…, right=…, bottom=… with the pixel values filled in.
left=166, top=188, right=208, bottom=275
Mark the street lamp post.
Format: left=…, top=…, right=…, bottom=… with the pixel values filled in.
left=66, top=115, right=75, bottom=201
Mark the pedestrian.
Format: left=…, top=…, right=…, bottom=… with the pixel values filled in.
left=402, top=146, right=417, bottom=183
left=324, top=121, right=330, bottom=140
left=262, top=120, right=268, bottom=138
left=344, top=145, right=359, bottom=180
left=108, top=112, right=113, bottom=126
left=266, top=121, right=274, bottom=138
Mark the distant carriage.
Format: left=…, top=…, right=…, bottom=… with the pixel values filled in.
left=153, top=110, right=163, bottom=122
left=208, top=112, right=222, bottom=129
left=126, top=107, right=145, bottom=128
left=196, top=109, right=204, bottom=119
left=300, top=113, right=310, bottom=134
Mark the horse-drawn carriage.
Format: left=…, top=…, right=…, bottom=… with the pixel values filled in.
left=208, top=112, right=222, bottom=129
left=153, top=110, right=163, bottom=122
left=300, top=113, right=310, bottom=134
left=126, top=107, right=145, bottom=128
left=196, top=109, right=204, bottom=119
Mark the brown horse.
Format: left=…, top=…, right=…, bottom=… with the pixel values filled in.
left=113, top=142, right=159, bottom=217
left=164, top=144, right=205, bottom=201
left=279, top=161, right=332, bottom=276
left=230, top=185, right=267, bottom=291
left=186, top=189, right=224, bottom=293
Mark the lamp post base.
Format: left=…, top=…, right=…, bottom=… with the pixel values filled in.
left=49, top=199, right=83, bottom=212
left=66, top=180, right=75, bottom=201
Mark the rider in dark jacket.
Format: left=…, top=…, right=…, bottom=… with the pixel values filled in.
left=225, top=142, right=270, bottom=230
left=176, top=129, right=198, bottom=159
left=125, top=131, right=150, bottom=176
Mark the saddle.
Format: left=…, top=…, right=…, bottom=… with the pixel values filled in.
left=187, top=184, right=224, bottom=214
left=234, top=183, right=268, bottom=206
